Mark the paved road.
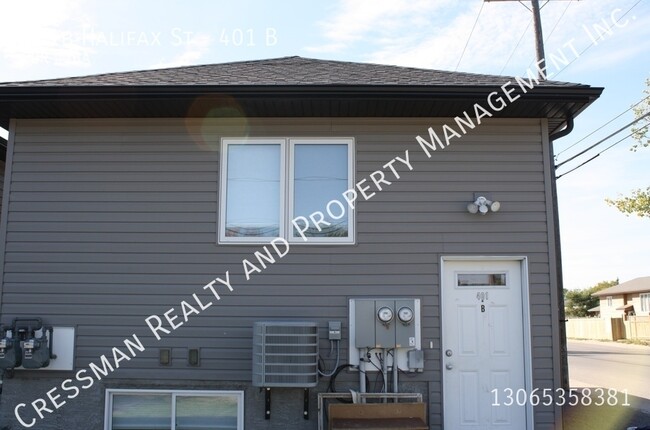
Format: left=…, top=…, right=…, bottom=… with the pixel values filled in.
left=568, top=339, right=650, bottom=412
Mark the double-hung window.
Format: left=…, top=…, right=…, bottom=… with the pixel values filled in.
left=219, top=138, right=355, bottom=244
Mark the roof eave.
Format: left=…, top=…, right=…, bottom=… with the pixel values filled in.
left=0, top=84, right=603, bottom=130
left=0, top=83, right=603, bottom=97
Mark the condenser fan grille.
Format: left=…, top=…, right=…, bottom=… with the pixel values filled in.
left=252, top=322, right=319, bottom=388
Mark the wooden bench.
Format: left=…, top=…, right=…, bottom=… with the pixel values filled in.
left=328, top=403, right=427, bottom=430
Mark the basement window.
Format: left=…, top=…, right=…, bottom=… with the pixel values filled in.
left=104, top=389, right=244, bottom=430
left=219, top=137, right=355, bottom=244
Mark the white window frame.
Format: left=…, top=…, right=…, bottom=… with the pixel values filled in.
left=641, top=293, right=650, bottom=313
left=607, top=296, right=613, bottom=307
left=219, top=137, right=355, bottom=245
left=104, top=389, right=244, bottom=430
left=288, top=138, right=355, bottom=244
left=454, top=271, right=509, bottom=288
left=219, top=138, right=286, bottom=244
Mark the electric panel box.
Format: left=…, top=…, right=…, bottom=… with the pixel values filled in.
left=395, top=299, right=417, bottom=348
left=349, top=298, right=422, bottom=372
left=328, top=321, right=342, bottom=340
left=352, top=298, right=418, bottom=349
left=354, top=300, right=376, bottom=348
left=375, top=299, right=396, bottom=348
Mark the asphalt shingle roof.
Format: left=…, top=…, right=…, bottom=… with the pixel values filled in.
left=592, top=277, right=650, bottom=296
left=0, top=56, right=579, bottom=88
left=0, top=56, right=603, bottom=133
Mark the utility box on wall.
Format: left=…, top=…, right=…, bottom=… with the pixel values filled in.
left=349, top=298, right=422, bottom=371
left=0, top=320, right=75, bottom=371
left=353, top=298, right=418, bottom=349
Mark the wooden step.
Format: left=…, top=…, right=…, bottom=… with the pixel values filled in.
left=328, top=403, right=427, bottom=430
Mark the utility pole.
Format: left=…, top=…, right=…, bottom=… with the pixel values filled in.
left=530, top=0, right=546, bottom=79
left=486, top=0, right=579, bottom=393
left=485, top=0, right=570, bottom=81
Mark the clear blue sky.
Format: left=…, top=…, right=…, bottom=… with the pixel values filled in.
left=0, top=0, right=648, bottom=289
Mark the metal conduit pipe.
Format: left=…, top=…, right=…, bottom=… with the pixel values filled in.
left=393, top=350, right=399, bottom=395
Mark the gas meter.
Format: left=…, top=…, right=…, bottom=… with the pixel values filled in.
left=22, top=332, right=52, bottom=369
left=0, top=326, right=22, bottom=369
left=0, top=318, right=55, bottom=369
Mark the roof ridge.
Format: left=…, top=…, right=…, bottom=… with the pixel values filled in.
left=0, top=55, right=585, bottom=88
left=0, top=56, right=306, bottom=86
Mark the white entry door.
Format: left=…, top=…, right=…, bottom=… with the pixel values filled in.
left=442, top=258, right=530, bottom=429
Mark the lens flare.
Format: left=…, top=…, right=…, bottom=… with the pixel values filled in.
left=184, top=94, right=250, bottom=152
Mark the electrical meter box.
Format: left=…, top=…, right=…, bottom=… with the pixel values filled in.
left=395, top=299, right=417, bottom=348
left=351, top=298, right=419, bottom=349
left=354, top=299, right=376, bottom=348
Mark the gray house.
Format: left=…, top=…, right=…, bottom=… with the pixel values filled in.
left=0, top=57, right=601, bottom=429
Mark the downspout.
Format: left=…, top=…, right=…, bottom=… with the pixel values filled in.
left=549, top=116, right=574, bottom=141
left=548, top=115, right=574, bottom=391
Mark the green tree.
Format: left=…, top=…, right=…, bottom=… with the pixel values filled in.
left=606, top=78, right=650, bottom=217
left=630, top=78, right=650, bottom=151
left=606, top=187, right=650, bottom=218
left=564, top=279, right=618, bottom=317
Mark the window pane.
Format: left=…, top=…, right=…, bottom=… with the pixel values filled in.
left=457, top=273, right=507, bottom=287
left=293, top=144, right=349, bottom=238
left=111, top=394, right=171, bottom=430
left=641, top=294, right=650, bottom=312
left=176, top=395, right=239, bottom=430
left=225, top=144, right=281, bottom=237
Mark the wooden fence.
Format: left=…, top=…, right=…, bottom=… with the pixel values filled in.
left=624, top=316, right=650, bottom=339
left=566, top=316, right=650, bottom=341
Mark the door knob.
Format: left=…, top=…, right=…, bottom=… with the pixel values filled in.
left=446, top=363, right=454, bottom=370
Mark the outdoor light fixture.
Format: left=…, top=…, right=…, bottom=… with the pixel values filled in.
left=467, top=195, right=501, bottom=215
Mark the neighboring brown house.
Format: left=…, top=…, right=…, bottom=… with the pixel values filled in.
left=593, top=277, right=650, bottom=318
left=0, top=56, right=602, bottom=430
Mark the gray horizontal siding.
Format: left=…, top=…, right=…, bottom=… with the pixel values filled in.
left=0, top=161, right=4, bottom=216
left=1, top=117, right=556, bottom=428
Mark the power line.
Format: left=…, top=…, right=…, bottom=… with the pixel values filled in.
left=551, top=0, right=647, bottom=177
left=523, top=0, right=572, bottom=71
left=556, top=155, right=599, bottom=179
left=500, top=18, right=533, bottom=74
left=600, top=124, right=649, bottom=153
left=556, top=123, right=650, bottom=179
left=456, top=2, right=485, bottom=71
left=555, top=94, right=650, bottom=159
left=486, top=0, right=549, bottom=80
left=553, top=0, right=644, bottom=78
left=544, top=0, right=572, bottom=41
left=556, top=112, right=650, bottom=169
